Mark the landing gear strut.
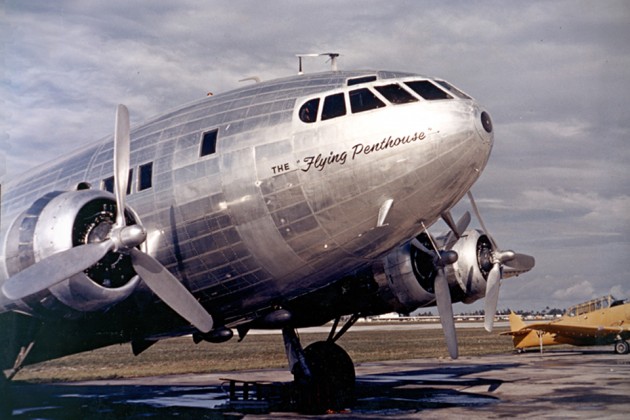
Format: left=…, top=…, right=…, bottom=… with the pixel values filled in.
left=282, top=316, right=357, bottom=414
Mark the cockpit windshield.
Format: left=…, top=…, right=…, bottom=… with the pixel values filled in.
left=404, top=80, right=452, bottom=100
left=349, top=88, right=386, bottom=113
left=298, top=78, right=461, bottom=124
left=374, top=84, right=418, bottom=104
left=566, top=295, right=616, bottom=317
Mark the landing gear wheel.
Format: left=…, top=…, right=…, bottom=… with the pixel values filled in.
left=614, top=340, right=629, bottom=354
left=293, top=341, right=356, bottom=414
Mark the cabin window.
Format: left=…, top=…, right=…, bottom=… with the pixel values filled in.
left=321, top=93, right=346, bottom=121
left=349, top=88, right=386, bottom=113
left=200, top=129, right=218, bottom=156
left=138, top=162, right=153, bottom=191
left=102, top=169, right=132, bottom=194
left=102, top=176, right=114, bottom=193
left=347, top=75, right=377, bottom=86
left=299, top=98, right=319, bottom=123
left=404, top=80, right=453, bottom=100
left=375, top=84, right=418, bottom=104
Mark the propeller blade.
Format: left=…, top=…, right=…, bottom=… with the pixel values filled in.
left=410, top=237, right=432, bottom=254
left=504, top=253, right=535, bottom=272
left=441, top=211, right=460, bottom=239
left=442, top=211, right=471, bottom=249
left=455, top=211, right=471, bottom=237
left=114, top=104, right=130, bottom=228
left=130, top=248, right=214, bottom=333
left=434, top=268, right=458, bottom=359
left=2, top=241, right=113, bottom=300
left=483, top=263, right=502, bottom=332
left=411, top=234, right=458, bottom=358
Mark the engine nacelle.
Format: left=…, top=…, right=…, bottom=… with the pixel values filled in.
left=4, top=189, right=141, bottom=315
left=378, top=229, right=493, bottom=313
left=380, top=241, right=437, bottom=313
left=445, top=229, right=494, bottom=304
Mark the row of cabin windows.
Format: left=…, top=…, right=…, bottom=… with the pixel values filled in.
left=299, top=79, right=469, bottom=124
left=95, top=80, right=457, bottom=193
left=99, top=129, right=218, bottom=195
left=101, top=162, right=153, bottom=194
left=96, top=79, right=467, bottom=193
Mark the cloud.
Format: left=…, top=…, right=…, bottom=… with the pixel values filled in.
left=552, top=280, right=596, bottom=301
left=609, top=284, right=630, bottom=300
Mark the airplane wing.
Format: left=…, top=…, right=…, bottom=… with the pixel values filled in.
left=512, top=322, right=630, bottom=339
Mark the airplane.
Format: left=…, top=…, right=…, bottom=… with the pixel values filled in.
left=502, top=295, right=630, bottom=354
left=0, top=61, right=535, bottom=413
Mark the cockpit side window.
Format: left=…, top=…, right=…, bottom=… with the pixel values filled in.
left=299, top=98, right=320, bottom=123
left=435, top=80, right=472, bottom=99
left=321, top=93, right=346, bottom=121
left=375, top=84, right=418, bottom=104
left=404, top=80, right=453, bottom=100
left=349, top=88, right=386, bottom=113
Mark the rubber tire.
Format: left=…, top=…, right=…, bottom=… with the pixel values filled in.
left=614, top=340, right=629, bottom=354
left=294, top=341, right=356, bottom=414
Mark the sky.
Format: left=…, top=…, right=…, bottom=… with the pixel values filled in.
left=1, top=0, right=629, bottom=312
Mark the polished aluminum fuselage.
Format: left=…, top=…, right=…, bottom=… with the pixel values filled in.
left=0, top=70, right=492, bottom=327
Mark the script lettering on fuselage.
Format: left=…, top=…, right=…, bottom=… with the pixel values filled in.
left=301, top=151, right=348, bottom=172
left=299, top=130, right=427, bottom=173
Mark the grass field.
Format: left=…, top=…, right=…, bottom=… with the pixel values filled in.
left=15, top=325, right=515, bottom=383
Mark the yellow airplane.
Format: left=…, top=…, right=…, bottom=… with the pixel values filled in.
left=502, top=295, right=630, bottom=354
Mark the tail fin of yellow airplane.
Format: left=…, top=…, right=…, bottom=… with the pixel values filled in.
left=499, top=311, right=534, bottom=350
left=508, top=310, right=528, bottom=332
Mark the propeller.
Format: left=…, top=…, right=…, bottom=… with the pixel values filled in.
left=467, top=191, right=535, bottom=332
left=410, top=212, right=469, bottom=360
left=2, top=105, right=214, bottom=333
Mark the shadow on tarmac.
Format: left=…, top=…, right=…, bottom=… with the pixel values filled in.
left=5, top=362, right=523, bottom=419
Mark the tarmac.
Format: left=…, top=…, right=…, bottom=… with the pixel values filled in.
left=7, top=346, right=630, bottom=419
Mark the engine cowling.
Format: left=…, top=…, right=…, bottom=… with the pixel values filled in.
left=445, top=229, right=494, bottom=304
left=379, top=229, right=493, bottom=313
left=4, top=189, right=141, bottom=315
left=380, top=241, right=436, bottom=312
